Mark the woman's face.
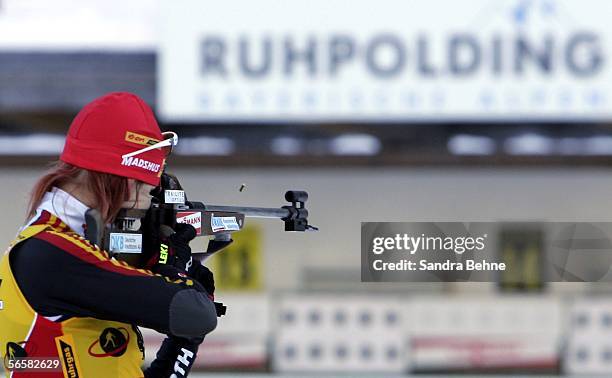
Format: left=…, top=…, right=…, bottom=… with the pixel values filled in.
left=123, top=179, right=156, bottom=210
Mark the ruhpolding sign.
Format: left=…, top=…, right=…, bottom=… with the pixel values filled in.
left=158, top=0, right=612, bottom=122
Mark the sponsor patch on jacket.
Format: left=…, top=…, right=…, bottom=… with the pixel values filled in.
left=88, top=327, right=130, bottom=358
left=55, top=334, right=82, bottom=378
left=121, top=156, right=161, bottom=173
left=125, top=131, right=160, bottom=147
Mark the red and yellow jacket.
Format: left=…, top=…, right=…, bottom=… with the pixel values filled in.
left=0, top=211, right=216, bottom=377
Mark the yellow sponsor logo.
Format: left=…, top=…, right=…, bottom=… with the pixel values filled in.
left=125, top=131, right=160, bottom=147
left=159, top=244, right=169, bottom=265
left=55, top=334, right=82, bottom=378
left=212, top=224, right=263, bottom=291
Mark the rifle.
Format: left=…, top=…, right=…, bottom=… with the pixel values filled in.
left=84, top=173, right=317, bottom=315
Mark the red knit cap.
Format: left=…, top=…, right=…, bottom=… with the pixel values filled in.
left=60, top=92, right=165, bottom=186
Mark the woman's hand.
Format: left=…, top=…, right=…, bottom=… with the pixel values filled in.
left=150, top=224, right=215, bottom=298
left=188, top=262, right=215, bottom=298
left=164, top=223, right=197, bottom=271
left=147, top=223, right=196, bottom=273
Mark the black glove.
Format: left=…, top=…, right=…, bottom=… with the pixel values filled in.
left=148, top=223, right=196, bottom=273
left=188, top=261, right=227, bottom=316
left=144, top=336, right=201, bottom=378
left=188, top=262, right=215, bottom=297
left=149, top=224, right=226, bottom=316
left=165, top=223, right=197, bottom=271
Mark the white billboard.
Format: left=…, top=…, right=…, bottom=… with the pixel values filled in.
left=0, top=0, right=156, bottom=50
left=158, top=0, right=612, bottom=122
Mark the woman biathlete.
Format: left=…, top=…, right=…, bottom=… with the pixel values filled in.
left=0, top=92, right=217, bottom=377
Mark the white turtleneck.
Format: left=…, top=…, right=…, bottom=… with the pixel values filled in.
left=26, top=187, right=90, bottom=236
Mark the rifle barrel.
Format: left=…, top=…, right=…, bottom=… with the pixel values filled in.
left=202, top=205, right=291, bottom=219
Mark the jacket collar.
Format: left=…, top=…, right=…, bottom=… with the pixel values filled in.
left=31, top=187, right=90, bottom=237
